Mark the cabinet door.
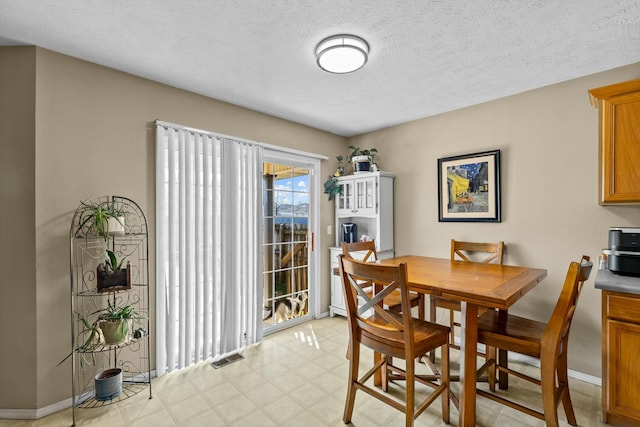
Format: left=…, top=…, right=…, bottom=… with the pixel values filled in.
left=336, top=179, right=354, bottom=216
left=589, top=79, right=640, bottom=204
left=353, top=176, right=377, bottom=216
left=605, top=319, right=640, bottom=422
left=600, top=91, right=640, bottom=203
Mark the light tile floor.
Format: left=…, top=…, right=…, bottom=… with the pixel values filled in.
left=1, top=316, right=605, bottom=426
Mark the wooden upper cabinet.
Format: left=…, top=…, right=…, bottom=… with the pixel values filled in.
left=589, top=79, right=640, bottom=205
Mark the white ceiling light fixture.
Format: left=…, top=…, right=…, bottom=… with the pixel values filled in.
left=315, top=34, right=369, bottom=74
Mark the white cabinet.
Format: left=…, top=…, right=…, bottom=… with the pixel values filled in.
left=330, top=171, right=395, bottom=317
left=330, top=246, right=395, bottom=317
left=329, top=247, right=345, bottom=317
left=336, top=174, right=377, bottom=217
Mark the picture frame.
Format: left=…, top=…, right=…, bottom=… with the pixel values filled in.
left=437, top=149, right=501, bottom=222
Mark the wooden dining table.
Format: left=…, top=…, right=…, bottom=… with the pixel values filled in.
left=378, top=255, right=547, bottom=427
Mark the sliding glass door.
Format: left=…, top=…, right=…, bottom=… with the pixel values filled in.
left=262, top=151, right=319, bottom=333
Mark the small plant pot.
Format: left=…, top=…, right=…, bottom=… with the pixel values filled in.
left=97, top=265, right=131, bottom=293
left=95, top=368, right=122, bottom=401
left=107, top=216, right=125, bottom=235
left=352, top=155, right=371, bottom=173
left=99, top=319, right=132, bottom=345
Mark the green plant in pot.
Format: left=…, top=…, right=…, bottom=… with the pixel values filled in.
left=347, top=145, right=378, bottom=173
left=97, top=250, right=131, bottom=292
left=76, top=200, right=125, bottom=240
left=97, top=300, right=142, bottom=345
left=58, top=300, right=144, bottom=366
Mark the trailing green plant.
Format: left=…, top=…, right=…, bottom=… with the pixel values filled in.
left=57, top=313, right=103, bottom=366
left=335, top=155, right=345, bottom=176
left=323, top=176, right=342, bottom=201
left=76, top=200, right=124, bottom=240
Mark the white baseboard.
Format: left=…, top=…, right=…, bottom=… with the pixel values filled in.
left=315, top=311, right=330, bottom=319
left=0, top=397, right=72, bottom=420
left=507, top=351, right=602, bottom=386
left=0, top=371, right=156, bottom=420
left=458, top=339, right=602, bottom=387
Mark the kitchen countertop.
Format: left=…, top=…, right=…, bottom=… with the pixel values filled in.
left=594, top=269, right=640, bottom=295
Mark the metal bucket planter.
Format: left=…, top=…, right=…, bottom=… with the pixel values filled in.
left=99, top=319, right=131, bottom=345
left=95, top=368, right=122, bottom=401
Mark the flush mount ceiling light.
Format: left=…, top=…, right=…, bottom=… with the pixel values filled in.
left=315, top=34, right=369, bottom=74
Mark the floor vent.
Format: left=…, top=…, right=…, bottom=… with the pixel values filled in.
left=211, top=353, right=244, bottom=369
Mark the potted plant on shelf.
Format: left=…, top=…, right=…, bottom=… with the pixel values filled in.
left=58, top=300, right=144, bottom=366
left=97, top=250, right=131, bottom=292
left=347, top=145, right=378, bottom=173
left=76, top=200, right=125, bottom=240
left=97, top=300, right=141, bottom=345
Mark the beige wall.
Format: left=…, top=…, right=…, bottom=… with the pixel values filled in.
left=1, top=46, right=346, bottom=410
left=0, top=47, right=38, bottom=409
left=349, top=62, right=640, bottom=378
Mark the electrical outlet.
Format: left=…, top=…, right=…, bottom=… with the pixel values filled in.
left=327, top=225, right=332, bottom=235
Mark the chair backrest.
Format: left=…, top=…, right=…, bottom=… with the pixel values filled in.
left=338, top=254, right=414, bottom=355
left=342, top=240, right=378, bottom=262
left=451, top=239, right=504, bottom=264
left=541, top=255, right=593, bottom=358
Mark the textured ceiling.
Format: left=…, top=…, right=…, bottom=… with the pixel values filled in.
left=1, top=0, right=639, bottom=136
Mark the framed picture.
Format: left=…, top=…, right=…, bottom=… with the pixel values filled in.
left=437, top=149, right=501, bottom=222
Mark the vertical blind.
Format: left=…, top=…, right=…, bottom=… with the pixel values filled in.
left=155, top=121, right=263, bottom=375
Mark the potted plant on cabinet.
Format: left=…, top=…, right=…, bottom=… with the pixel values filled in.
left=347, top=145, right=378, bottom=173
left=97, top=250, right=131, bottom=292
left=76, top=200, right=125, bottom=240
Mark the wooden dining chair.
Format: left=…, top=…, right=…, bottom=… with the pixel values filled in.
left=342, top=241, right=425, bottom=319
left=428, top=240, right=504, bottom=359
left=338, top=254, right=451, bottom=427
left=475, top=255, right=592, bottom=427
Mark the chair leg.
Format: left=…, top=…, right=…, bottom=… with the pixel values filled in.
left=441, top=342, right=450, bottom=424
left=343, top=340, right=360, bottom=424
left=557, top=350, right=577, bottom=426
left=540, top=360, right=560, bottom=427
left=448, top=309, right=456, bottom=347
left=405, top=354, right=415, bottom=427
left=428, top=298, right=437, bottom=362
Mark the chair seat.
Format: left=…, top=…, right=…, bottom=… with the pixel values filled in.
left=361, top=312, right=450, bottom=357
left=477, top=310, right=546, bottom=358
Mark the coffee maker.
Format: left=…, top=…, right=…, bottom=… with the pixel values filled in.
left=341, top=223, right=358, bottom=243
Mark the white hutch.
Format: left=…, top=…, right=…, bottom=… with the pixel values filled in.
left=329, top=171, right=395, bottom=317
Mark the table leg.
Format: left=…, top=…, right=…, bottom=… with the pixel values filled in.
left=459, top=301, right=478, bottom=427
left=497, top=309, right=509, bottom=390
